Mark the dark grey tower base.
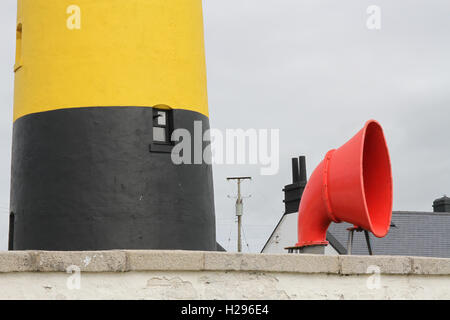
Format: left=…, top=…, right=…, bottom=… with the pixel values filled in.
left=10, top=107, right=216, bottom=251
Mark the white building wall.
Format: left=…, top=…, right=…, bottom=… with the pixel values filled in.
left=261, top=213, right=339, bottom=255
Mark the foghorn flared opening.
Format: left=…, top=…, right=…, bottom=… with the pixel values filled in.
left=362, top=121, right=393, bottom=237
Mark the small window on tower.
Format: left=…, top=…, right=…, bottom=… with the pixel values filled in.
left=14, top=23, right=23, bottom=72
left=153, top=109, right=172, bottom=144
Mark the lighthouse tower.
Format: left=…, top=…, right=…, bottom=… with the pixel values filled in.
left=9, top=0, right=216, bottom=251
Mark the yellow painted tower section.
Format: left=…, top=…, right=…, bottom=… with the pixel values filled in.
left=14, top=0, right=209, bottom=121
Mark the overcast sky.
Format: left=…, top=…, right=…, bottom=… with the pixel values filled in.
left=0, top=0, right=449, bottom=252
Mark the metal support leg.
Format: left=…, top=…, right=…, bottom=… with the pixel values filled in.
left=364, top=230, right=373, bottom=256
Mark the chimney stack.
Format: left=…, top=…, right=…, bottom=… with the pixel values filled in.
left=283, top=156, right=308, bottom=214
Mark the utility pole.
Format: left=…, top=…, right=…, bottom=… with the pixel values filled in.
left=227, top=177, right=252, bottom=252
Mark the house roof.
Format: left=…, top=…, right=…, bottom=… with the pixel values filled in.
left=328, top=211, right=450, bottom=258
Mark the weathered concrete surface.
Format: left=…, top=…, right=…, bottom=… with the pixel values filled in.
left=0, top=251, right=449, bottom=299
left=204, top=252, right=340, bottom=274
left=339, top=255, right=412, bottom=275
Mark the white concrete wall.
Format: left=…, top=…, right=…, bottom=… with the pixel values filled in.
left=2, top=271, right=450, bottom=300
left=0, top=250, right=449, bottom=300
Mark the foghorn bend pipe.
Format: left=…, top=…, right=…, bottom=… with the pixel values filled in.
left=296, top=120, right=393, bottom=248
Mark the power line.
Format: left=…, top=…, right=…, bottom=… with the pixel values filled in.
left=241, top=224, right=251, bottom=253
left=226, top=223, right=233, bottom=252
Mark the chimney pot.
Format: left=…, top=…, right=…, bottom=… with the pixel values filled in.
left=433, top=195, right=450, bottom=213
